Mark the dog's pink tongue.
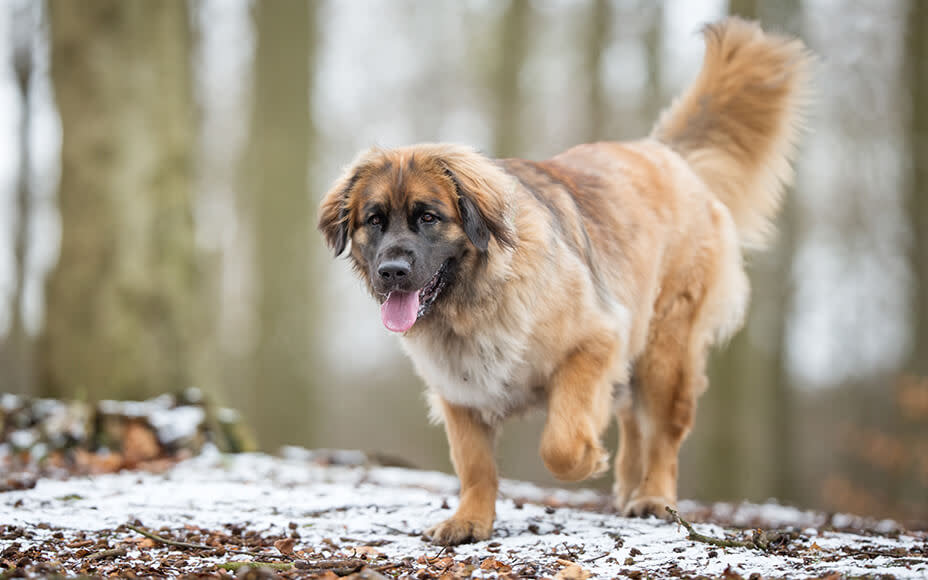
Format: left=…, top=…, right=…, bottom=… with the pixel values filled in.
left=381, top=291, right=419, bottom=333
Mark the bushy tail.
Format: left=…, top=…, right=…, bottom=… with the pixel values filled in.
left=652, top=17, right=811, bottom=249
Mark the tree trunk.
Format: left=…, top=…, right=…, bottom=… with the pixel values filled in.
left=907, top=0, right=928, bottom=376
left=4, top=4, right=35, bottom=395
left=584, top=0, right=610, bottom=142
left=493, top=0, right=530, bottom=158
left=243, top=0, right=318, bottom=450
left=701, top=0, right=802, bottom=504
left=642, top=3, right=663, bottom=125
left=764, top=0, right=802, bottom=507
left=728, top=0, right=759, bottom=20
left=40, top=0, right=201, bottom=401
left=692, top=0, right=762, bottom=503
left=896, top=0, right=928, bottom=518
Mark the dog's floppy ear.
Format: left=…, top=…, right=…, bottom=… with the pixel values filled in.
left=318, top=164, right=365, bottom=256
left=437, top=147, right=516, bottom=252
left=456, top=192, right=491, bottom=252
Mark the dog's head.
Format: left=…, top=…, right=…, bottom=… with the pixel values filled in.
left=318, top=144, right=515, bottom=333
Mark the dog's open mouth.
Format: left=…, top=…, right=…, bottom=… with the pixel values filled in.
left=380, top=260, right=451, bottom=333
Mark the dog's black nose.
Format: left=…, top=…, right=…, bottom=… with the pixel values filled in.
left=378, top=259, right=410, bottom=281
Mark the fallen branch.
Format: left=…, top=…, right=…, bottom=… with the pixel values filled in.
left=665, top=507, right=755, bottom=550
left=128, top=522, right=399, bottom=575
left=217, top=557, right=382, bottom=574
left=218, top=561, right=294, bottom=571
left=126, top=524, right=215, bottom=551
left=125, top=523, right=290, bottom=560
left=294, top=558, right=368, bottom=575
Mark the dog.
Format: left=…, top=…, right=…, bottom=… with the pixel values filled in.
left=318, top=18, right=809, bottom=545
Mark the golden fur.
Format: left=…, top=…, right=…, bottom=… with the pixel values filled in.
left=318, top=18, right=810, bottom=545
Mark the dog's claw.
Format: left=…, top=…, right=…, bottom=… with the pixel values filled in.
left=425, top=517, right=492, bottom=546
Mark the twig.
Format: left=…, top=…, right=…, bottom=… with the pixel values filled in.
left=374, top=522, right=417, bottom=536
left=665, top=507, right=755, bottom=550
left=583, top=551, right=611, bottom=563
left=126, top=523, right=290, bottom=560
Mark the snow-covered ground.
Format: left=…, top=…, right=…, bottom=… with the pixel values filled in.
left=1, top=448, right=926, bottom=578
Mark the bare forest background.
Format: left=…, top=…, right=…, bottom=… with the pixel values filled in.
left=0, top=0, right=926, bottom=524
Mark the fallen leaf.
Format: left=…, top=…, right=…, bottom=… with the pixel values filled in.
left=555, top=562, right=591, bottom=580
left=274, top=537, right=297, bottom=555
left=479, top=557, right=511, bottom=572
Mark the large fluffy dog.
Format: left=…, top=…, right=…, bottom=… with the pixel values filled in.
left=319, top=18, right=809, bottom=545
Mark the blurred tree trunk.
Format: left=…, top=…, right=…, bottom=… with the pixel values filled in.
left=907, top=0, right=928, bottom=376
left=584, top=0, right=610, bottom=142
left=699, top=0, right=801, bottom=503
left=896, top=0, right=928, bottom=517
left=243, top=0, right=318, bottom=450
left=641, top=3, right=663, bottom=125
left=728, top=0, right=759, bottom=20
left=764, top=0, right=802, bottom=507
left=4, top=5, right=35, bottom=395
left=39, top=0, right=201, bottom=400
left=493, top=0, right=530, bottom=158
left=699, top=0, right=761, bottom=503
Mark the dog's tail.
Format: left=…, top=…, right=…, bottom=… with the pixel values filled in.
left=651, top=17, right=811, bottom=249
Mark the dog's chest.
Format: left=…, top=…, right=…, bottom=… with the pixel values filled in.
left=402, top=328, right=544, bottom=419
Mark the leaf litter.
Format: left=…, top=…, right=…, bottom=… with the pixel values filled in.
left=0, top=446, right=925, bottom=578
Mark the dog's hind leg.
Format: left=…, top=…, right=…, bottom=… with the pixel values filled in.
left=426, top=398, right=498, bottom=545
left=539, top=334, right=618, bottom=482
left=623, top=288, right=709, bottom=518
left=613, top=379, right=643, bottom=510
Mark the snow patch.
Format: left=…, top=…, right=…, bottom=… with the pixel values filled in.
left=0, top=452, right=924, bottom=578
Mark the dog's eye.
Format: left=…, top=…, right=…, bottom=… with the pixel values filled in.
left=367, top=215, right=382, bottom=227
left=420, top=212, right=439, bottom=224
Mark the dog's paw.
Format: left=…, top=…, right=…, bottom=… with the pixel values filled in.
left=541, top=436, right=610, bottom=482
left=623, top=495, right=675, bottom=519
left=425, top=517, right=492, bottom=546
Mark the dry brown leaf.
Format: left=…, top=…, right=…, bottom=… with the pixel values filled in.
left=555, top=562, right=591, bottom=580
left=479, top=557, right=511, bottom=573
left=138, top=538, right=157, bottom=549
left=274, top=537, right=297, bottom=555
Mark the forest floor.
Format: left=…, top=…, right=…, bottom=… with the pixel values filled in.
left=1, top=447, right=926, bottom=579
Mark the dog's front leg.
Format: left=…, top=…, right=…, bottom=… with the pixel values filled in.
left=540, top=337, right=617, bottom=482
left=426, top=397, right=498, bottom=545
